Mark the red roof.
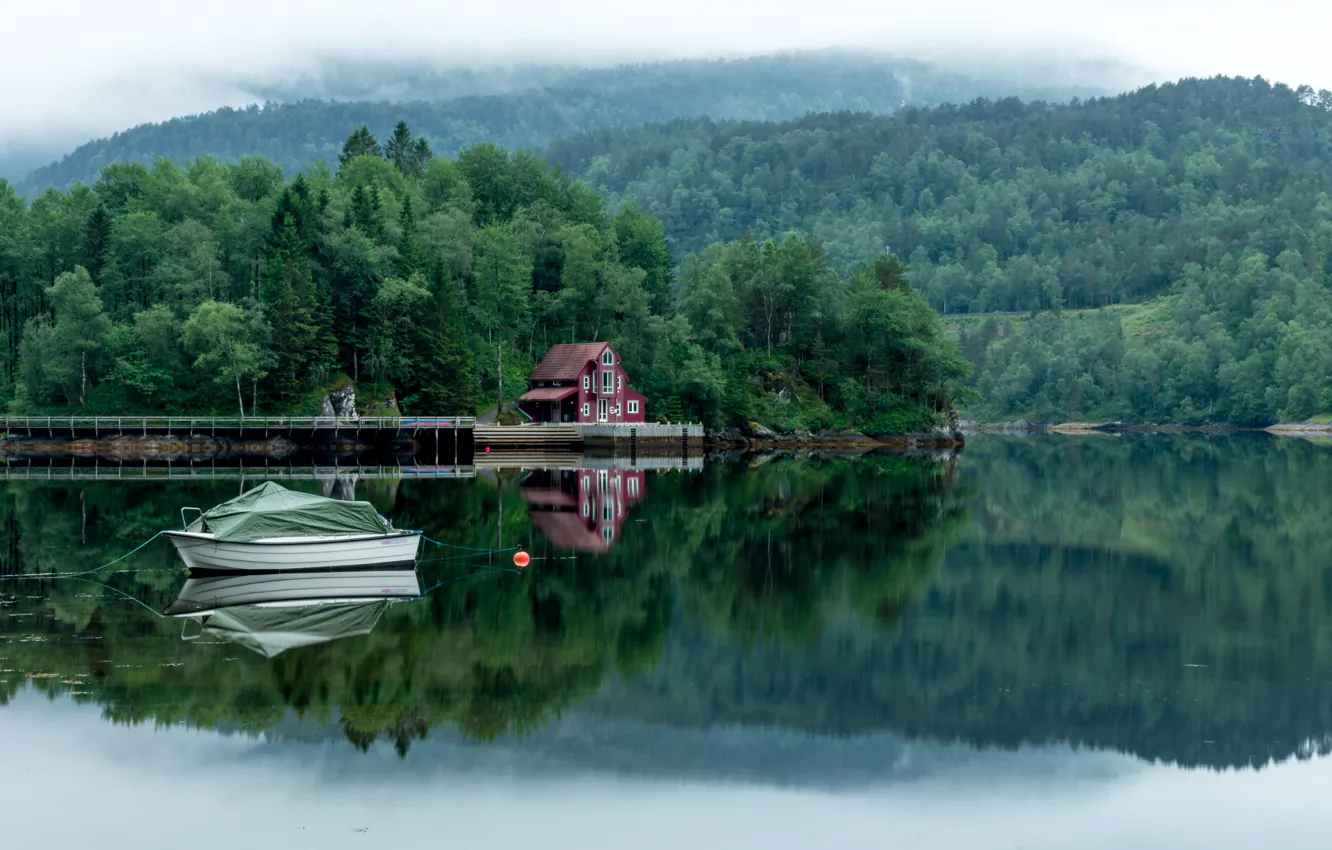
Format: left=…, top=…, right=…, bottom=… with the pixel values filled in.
left=518, top=386, right=579, bottom=402
left=521, top=490, right=578, bottom=509
left=530, top=343, right=609, bottom=381
left=530, top=511, right=609, bottom=552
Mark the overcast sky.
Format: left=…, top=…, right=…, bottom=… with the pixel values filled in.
left=5, top=0, right=1331, bottom=159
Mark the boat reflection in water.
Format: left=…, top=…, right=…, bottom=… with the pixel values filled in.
left=164, top=568, right=422, bottom=658
left=520, top=468, right=646, bottom=552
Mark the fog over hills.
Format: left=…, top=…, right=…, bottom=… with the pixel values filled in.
left=6, top=52, right=1145, bottom=193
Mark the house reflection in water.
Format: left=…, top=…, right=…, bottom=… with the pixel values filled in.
left=520, top=468, right=646, bottom=552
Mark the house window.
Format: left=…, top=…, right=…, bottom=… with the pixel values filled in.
left=582, top=499, right=590, bottom=517
left=582, top=376, right=590, bottom=390
left=628, top=476, right=639, bottom=497
left=602, top=349, right=614, bottom=366
left=618, top=375, right=623, bottom=391
left=581, top=402, right=590, bottom=417
left=602, top=498, right=613, bottom=522
left=582, top=475, right=590, bottom=489
left=601, top=370, right=613, bottom=393
left=627, top=400, right=639, bottom=414
left=602, top=526, right=614, bottom=544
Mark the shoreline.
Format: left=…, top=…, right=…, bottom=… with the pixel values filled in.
left=962, top=421, right=1332, bottom=436
left=705, top=427, right=964, bottom=452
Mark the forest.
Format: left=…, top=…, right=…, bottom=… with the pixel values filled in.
left=0, top=122, right=968, bottom=431
left=11, top=72, right=1332, bottom=425
left=545, top=75, right=1332, bottom=424
left=12, top=53, right=1114, bottom=194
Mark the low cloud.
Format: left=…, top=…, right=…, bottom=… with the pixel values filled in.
left=4, top=0, right=1329, bottom=166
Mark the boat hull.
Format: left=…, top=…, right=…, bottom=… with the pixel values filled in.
left=164, top=569, right=422, bottom=616
left=164, top=530, right=422, bottom=572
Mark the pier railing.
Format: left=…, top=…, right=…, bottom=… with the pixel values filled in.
left=0, top=463, right=477, bottom=481
left=1, top=415, right=475, bottom=434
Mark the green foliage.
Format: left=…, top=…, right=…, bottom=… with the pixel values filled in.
left=550, top=76, right=1332, bottom=317
left=0, top=124, right=960, bottom=428
left=960, top=246, right=1332, bottom=424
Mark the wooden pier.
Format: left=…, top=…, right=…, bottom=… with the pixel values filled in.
left=0, top=415, right=475, bottom=464
left=0, top=415, right=473, bottom=439
left=0, top=460, right=476, bottom=482
left=0, top=418, right=704, bottom=464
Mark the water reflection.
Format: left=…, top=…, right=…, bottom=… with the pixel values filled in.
left=521, top=468, right=646, bottom=551
left=8, top=438, right=1332, bottom=776
left=165, top=569, right=423, bottom=658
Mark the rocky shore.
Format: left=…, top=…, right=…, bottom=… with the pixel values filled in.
left=0, top=434, right=315, bottom=461
left=705, top=422, right=965, bottom=451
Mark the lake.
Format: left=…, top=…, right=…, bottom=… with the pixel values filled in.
left=4, top=434, right=1332, bottom=848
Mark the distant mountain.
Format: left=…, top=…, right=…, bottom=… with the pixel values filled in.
left=14, top=52, right=1129, bottom=195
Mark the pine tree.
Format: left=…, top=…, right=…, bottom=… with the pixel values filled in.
left=397, top=195, right=422, bottom=276
left=338, top=126, right=381, bottom=170
left=384, top=121, right=429, bottom=178
left=410, top=137, right=433, bottom=177
left=82, top=205, right=112, bottom=284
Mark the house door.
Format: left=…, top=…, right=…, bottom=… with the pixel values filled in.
left=597, top=399, right=608, bottom=422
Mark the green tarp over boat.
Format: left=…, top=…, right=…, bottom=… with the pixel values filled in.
left=198, top=601, right=390, bottom=658
left=186, top=481, right=393, bottom=541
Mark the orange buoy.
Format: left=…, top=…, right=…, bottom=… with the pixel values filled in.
left=513, top=550, right=531, bottom=568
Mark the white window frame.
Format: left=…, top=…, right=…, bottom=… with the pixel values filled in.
left=582, top=499, right=590, bottom=517
left=602, top=349, right=614, bottom=366
left=602, top=526, right=614, bottom=544
left=628, top=476, right=639, bottom=497
left=581, top=402, right=590, bottom=417
left=618, top=375, right=623, bottom=391
left=627, top=400, right=639, bottom=414
left=582, top=375, right=590, bottom=390
left=597, top=398, right=608, bottom=422
left=601, top=370, right=613, bottom=393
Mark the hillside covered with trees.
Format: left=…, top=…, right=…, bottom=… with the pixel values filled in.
left=547, top=75, right=1332, bottom=424
left=0, top=122, right=968, bottom=431
left=15, top=53, right=1116, bottom=196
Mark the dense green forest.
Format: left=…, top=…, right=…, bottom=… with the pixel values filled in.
left=14, top=53, right=1116, bottom=195
left=956, top=274, right=1332, bottom=424
left=0, top=123, right=967, bottom=430
left=8, top=436, right=1332, bottom=768
left=545, top=76, right=1332, bottom=424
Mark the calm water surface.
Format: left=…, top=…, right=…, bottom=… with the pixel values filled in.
left=4, top=435, right=1332, bottom=848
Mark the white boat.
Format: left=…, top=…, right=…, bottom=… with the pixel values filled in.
left=164, top=530, right=422, bottom=572
left=167, top=481, right=422, bottom=573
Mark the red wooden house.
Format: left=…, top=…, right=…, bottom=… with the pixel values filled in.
left=520, top=467, right=646, bottom=552
left=518, top=343, right=647, bottom=424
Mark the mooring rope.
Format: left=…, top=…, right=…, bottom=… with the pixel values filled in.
left=0, top=530, right=167, bottom=581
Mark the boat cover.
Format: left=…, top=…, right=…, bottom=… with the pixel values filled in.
left=186, top=481, right=393, bottom=541
left=199, top=601, right=388, bottom=658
